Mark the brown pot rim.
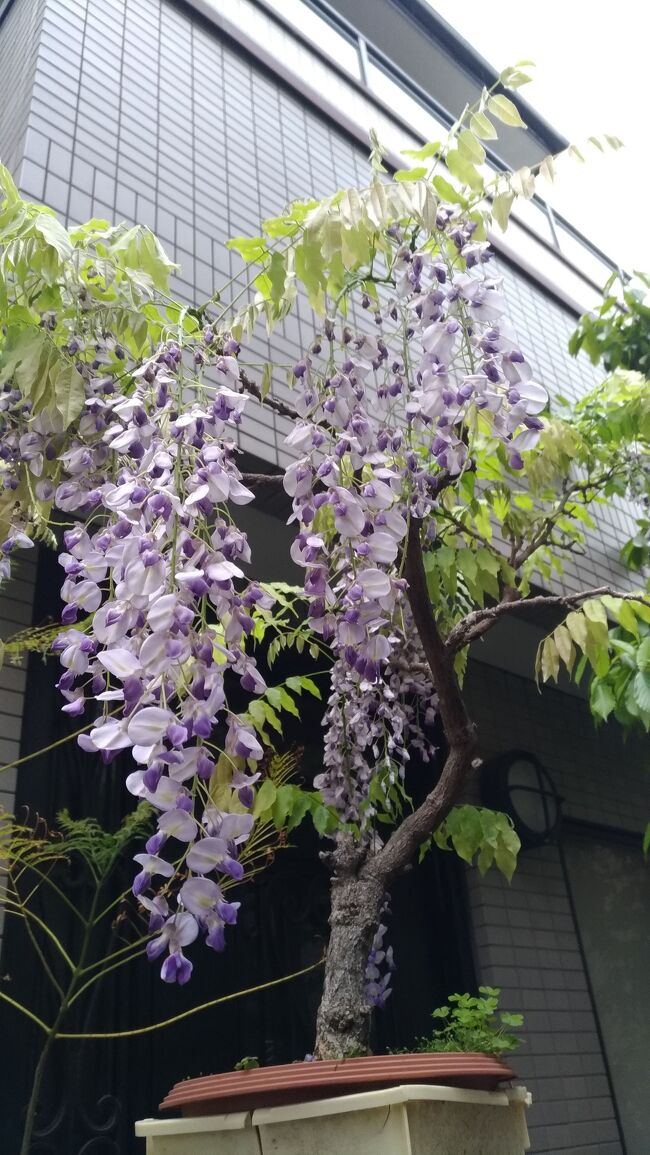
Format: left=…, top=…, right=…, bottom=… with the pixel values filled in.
left=160, top=1052, right=516, bottom=1116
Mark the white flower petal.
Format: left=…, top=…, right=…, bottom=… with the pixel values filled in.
left=98, top=648, right=141, bottom=679
left=127, top=706, right=172, bottom=746
left=358, top=568, right=392, bottom=600
left=89, top=718, right=131, bottom=751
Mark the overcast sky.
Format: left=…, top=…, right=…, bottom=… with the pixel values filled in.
left=430, top=0, right=649, bottom=276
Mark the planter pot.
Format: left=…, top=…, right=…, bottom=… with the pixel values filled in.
left=136, top=1054, right=531, bottom=1154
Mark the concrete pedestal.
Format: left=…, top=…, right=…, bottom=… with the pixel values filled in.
left=136, top=1083, right=531, bottom=1155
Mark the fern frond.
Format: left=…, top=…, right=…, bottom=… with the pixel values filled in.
left=267, top=747, right=303, bottom=786
left=56, top=804, right=153, bottom=877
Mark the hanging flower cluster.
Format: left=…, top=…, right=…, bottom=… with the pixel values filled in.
left=283, top=208, right=547, bottom=824
left=365, top=919, right=396, bottom=1009
left=319, top=619, right=438, bottom=822
left=0, top=194, right=549, bottom=984
left=44, top=334, right=274, bottom=982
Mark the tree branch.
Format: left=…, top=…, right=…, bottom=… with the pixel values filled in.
left=368, top=519, right=478, bottom=885
left=238, top=367, right=301, bottom=423
left=241, top=472, right=285, bottom=495
left=446, top=585, right=650, bottom=654
left=512, top=468, right=619, bottom=570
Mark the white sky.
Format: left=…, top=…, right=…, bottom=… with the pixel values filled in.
left=430, top=0, right=650, bottom=274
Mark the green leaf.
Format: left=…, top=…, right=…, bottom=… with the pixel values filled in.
left=540, top=636, right=560, bottom=681
left=590, top=681, right=615, bottom=722
left=632, top=671, right=650, bottom=715
left=253, top=778, right=277, bottom=817
left=286, top=674, right=321, bottom=699
left=584, top=618, right=610, bottom=677
left=285, top=790, right=312, bottom=832
left=568, top=143, right=585, bottom=163
left=277, top=686, right=300, bottom=717
left=469, top=112, right=497, bottom=140
left=0, top=328, right=46, bottom=391
left=613, top=600, right=639, bottom=637
left=294, top=232, right=326, bottom=312
left=643, top=822, right=650, bottom=857
left=262, top=700, right=282, bottom=734
left=491, top=193, right=514, bottom=232
left=226, top=235, right=268, bottom=262
left=402, top=141, right=442, bottom=160
left=499, top=65, right=533, bottom=89
left=583, top=599, right=607, bottom=625
left=260, top=362, right=272, bottom=401
left=445, top=149, right=484, bottom=192
left=247, top=698, right=277, bottom=741
left=566, top=610, right=589, bottom=652
left=394, top=167, right=428, bottom=181
left=268, top=250, right=288, bottom=315
left=271, top=784, right=298, bottom=827
left=554, top=624, right=574, bottom=673
left=432, top=175, right=467, bottom=204
left=510, top=166, right=535, bottom=199
left=487, top=94, right=526, bottom=129
left=458, top=130, right=486, bottom=165
left=637, top=637, right=650, bottom=673
left=141, top=229, right=176, bottom=288
left=312, top=804, right=333, bottom=836
left=0, top=163, right=20, bottom=206
left=33, top=214, right=73, bottom=260
left=434, top=806, right=519, bottom=881
left=53, top=361, right=85, bottom=426
left=457, top=549, right=478, bottom=582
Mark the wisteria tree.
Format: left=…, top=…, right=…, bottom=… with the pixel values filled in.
left=0, top=74, right=648, bottom=1068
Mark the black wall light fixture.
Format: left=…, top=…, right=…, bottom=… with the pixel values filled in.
left=480, top=749, right=562, bottom=849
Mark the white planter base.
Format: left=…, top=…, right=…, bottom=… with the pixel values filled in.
left=136, top=1082, right=531, bottom=1155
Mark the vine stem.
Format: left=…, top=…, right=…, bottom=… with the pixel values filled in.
left=18, top=883, right=101, bottom=1155
left=18, top=1012, right=63, bottom=1155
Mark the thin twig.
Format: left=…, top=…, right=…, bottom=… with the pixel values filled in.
left=446, top=586, right=650, bottom=653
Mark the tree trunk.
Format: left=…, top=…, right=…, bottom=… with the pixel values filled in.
left=314, top=850, right=385, bottom=1059
left=313, top=523, right=480, bottom=1059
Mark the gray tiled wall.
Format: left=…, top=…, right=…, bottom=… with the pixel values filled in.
left=1, top=2, right=648, bottom=1152
left=0, top=0, right=45, bottom=176
left=466, top=845, right=623, bottom=1155
left=464, top=661, right=649, bottom=1154
left=499, top=260, right=638, bottom=597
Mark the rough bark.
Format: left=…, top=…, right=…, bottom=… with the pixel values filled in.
left=314, top=842, right=385, bottom=1059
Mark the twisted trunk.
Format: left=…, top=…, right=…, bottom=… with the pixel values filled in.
left=314, top=521, right=479, bottom=1058
left=314, top=844, right=384, bottom=1059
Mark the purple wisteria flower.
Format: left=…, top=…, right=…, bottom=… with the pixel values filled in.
left=0, top=193, right=548, bottom=985
left=40, top=336, right=272, bottom=970
left=365, top=923, right=396, bottom=1008
left=281, top=211, right=546, bottom=827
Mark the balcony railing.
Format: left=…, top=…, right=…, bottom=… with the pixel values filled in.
left=258, top=0, right=624, bottom=296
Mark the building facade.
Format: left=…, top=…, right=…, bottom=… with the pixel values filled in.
left=0, top=1, right=648, bottom=1153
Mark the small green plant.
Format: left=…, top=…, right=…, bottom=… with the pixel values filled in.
left=234, top=1056, right=261, bottom=1071
left=398, top=988, right=524, bottom=1056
